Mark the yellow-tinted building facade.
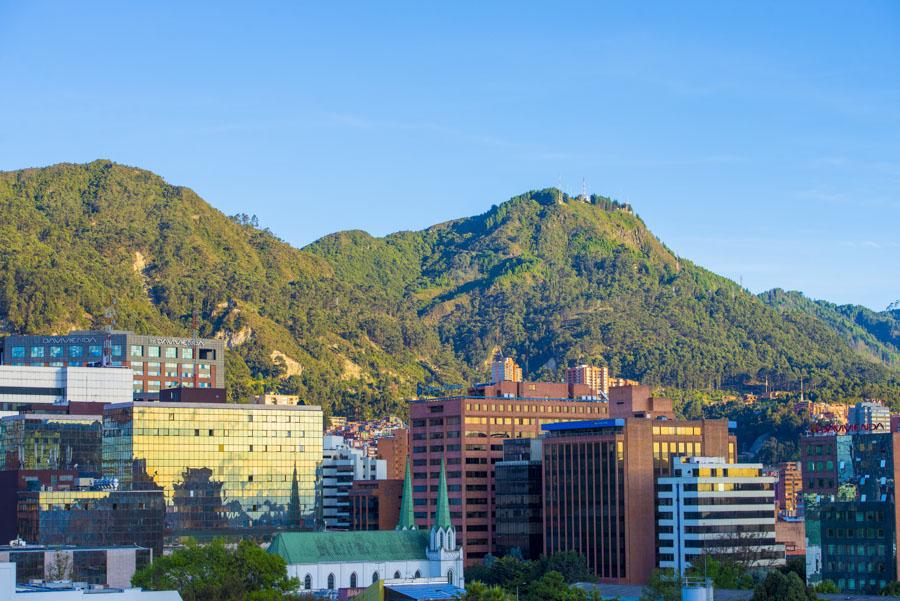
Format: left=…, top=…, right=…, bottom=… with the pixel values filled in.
left=102, top=402, right=323, bottom=541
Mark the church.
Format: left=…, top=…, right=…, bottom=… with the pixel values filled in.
left=268, top=459, right=464, bottom=592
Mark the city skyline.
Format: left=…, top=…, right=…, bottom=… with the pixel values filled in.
left=1, top=2, right=898, bottom=310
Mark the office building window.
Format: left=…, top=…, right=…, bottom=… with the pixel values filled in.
left=10, top=346, right=25, bottom=358
left=131, top=345, right=143, bottom=357
left=88, top=345, right=102, bottom=357
left=31, top=347, right=45, bottom=358
left=49, top=346, right=64, bottom=358
left=111, top=344, right=123, bottom=357
left=148, top=346, right=160, bottom=358
left=49, top=362, right=64, bottom=367
left=181, top=348, right=193, bottom=359
left=165, top=348, right=178, bottom=359
left=69, top=346, right=83, bottom=358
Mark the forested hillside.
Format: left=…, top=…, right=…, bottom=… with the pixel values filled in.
left=0, top=160, right=897, bottom=416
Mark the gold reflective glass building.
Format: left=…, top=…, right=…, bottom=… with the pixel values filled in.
left=102, top=402, right=323, bottom=541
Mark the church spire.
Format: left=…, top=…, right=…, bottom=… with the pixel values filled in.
left=434, top=457, right=451, bottom=530
left=396, top=457, right=417, bottom=530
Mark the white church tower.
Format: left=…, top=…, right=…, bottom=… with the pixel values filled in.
left=426, top=458, right=464, bottom=586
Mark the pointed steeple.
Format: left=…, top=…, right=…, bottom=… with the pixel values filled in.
left=434, top=457, right=451, bottom=530
left=396, top=458, right=417, bottom=530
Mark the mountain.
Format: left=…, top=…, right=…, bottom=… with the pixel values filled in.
left=760, top=289, right=900, bottom=369
left=0, top=160, right=897, bottom=416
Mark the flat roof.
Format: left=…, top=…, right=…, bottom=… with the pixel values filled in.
left=411, top=395, right=608, bottom=403
left=104, top=401, right=322, bottom=412
left=0, top=544, right=148, bottom=552
left=542, top=419, right=625, bottom=431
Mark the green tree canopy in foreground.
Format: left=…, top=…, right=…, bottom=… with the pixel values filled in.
left=131, top=539, right=299, bottom=601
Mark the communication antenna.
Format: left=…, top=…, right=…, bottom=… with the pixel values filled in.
left=580, top=178, right=588, bottom=202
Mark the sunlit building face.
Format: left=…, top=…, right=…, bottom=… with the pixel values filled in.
left=102, top=402, right=323, bottom=542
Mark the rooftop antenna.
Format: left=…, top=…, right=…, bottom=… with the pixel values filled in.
left=557, top=175, right=564, bottom=204
left=580, top=178, right=588, bottom=202
left=101, top=300, right=117, bottom=367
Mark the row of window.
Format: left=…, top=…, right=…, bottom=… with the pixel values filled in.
left=9, top=344, right=122, bottom=359
left=131, top=345, right=195, bottom=359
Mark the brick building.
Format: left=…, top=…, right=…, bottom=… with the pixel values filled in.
left=565, top=365, right=609, bottom=398
left=349, top=478, right=404, bottom=531
left=541, top=417, right=735, bottom=584
left=408, top=380, right=607, bottom=563
left=377, top=428, right=409, bottom=481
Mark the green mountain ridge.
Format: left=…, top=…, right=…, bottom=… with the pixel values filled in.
left=0, top=160, right=897, bottom=415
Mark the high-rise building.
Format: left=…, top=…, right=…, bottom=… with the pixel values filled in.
left=565, top=365, right=609, bottom=398
left=102, top=401, right=323, bottom=541
left=495, top=438, right=543, bottom=559
left=799, top=434, right=843, bottom=498
left=805, top=431, right=900, bottom=594
left=377, top=428, right=409, bottom=481
left=776, top=461, right=803, bottom=516
left=490, top=356, right=522, bottom=384
left=848, top=401, right=891, bottom=432
left=657, top=456, right=784, bottom=576
left=0, top=331, right=225, bottom=399
left=320, top=435, right=386, bottom=530
left=0, top=543, right=153, bottom=588
left=408, top=381, right=607, bottom=562
left=541, top=417, right=735, bottom=584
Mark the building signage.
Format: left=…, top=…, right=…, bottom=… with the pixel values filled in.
left=809, top=422, right=884, bottom=435
left=39, top=336, right=101, bottom=344
left=145, top=337, right=206, bottom=346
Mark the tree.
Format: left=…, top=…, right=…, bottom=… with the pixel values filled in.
left=880, top=580, right=900, bottom=596
left=46, top=551, right=72, bottom=582
left=780, top=556, right=806, bottom=581
left=131, top=539, right=298, bottom=601
left=750, top=571, right=817, bottom=601
left=521, top=572, right=586, bottom=601
left=685, top=555, right=753, bottom=590
left=640, top=569, right=680, bottom=601
left=813, top=580, right=839, bottom=594
left=458, top=582, right=513, bottom=601
left=539, top=551, right=594, bottom=583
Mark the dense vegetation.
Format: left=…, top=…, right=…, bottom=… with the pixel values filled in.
left=1, top=160, right=898, bottom=417
left=131, top=539, right=302, bottom=601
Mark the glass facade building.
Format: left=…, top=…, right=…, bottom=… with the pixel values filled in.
left=0, top=414, right=102, bottom=475
left=16, top=489, right=165, bottom=555
left=805, top=431, right=900, bottom=594
left=102, top=402, right=323, bottom=542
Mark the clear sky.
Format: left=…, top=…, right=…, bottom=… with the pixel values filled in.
left=1, top=2, right=898, bottom=310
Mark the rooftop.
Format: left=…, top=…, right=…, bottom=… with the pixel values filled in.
left=268, top=530, right=430, bottom=564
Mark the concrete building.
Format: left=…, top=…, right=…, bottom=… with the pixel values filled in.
left=0, top=331, right=225, bottom=399
left=0, top=561, right=181, bottom=600
left=490, top=355, right=522, bottom=384
left=0, top=366, right=132, bottom=406
left=848, top=401, right=891, bottom=431
left=270, top=461, right=463, bottom=592
left=608, top=385, right=674, bottom=420
left=657, top=457, right=784, bottom=576
left=565, top=365, right=609, bottom=398
left=541, top=417, right=735, bottom=584
left=103, top=401, right=323, bottom=541
left=321, top=435, right=387, bottom=530
left=408, top=380, right=607, bottom=562
left=494, top=438, right=543, bottom=559
left=0, top=544, right=152, bottom=589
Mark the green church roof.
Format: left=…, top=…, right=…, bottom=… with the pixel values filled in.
left=434, top=457, right=451, bottom=530
left=269, top=530, right=430, bottom=564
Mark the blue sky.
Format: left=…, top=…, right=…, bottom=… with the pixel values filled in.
left=1, top=2, right=898, bottom=310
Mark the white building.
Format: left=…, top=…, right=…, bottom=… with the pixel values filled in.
left=657, top=456, right=785, bottom=575
left=0, top=365, right=132, bottom=406
left=0, top=562, right=181, bottom=600
left=848, top=401, right=891, bottom=431
left=320, top=435, right=386, bottom=529
left=271, top=459, right=463, bottom=591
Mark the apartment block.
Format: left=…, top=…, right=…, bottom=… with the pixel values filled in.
left=565, top=365, right=609, bottom=398
left=377, top=428, right=409, bottom=481
left=349, top=478, right=404, bottom=531
left=321, top=435, right=387, bottom=530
